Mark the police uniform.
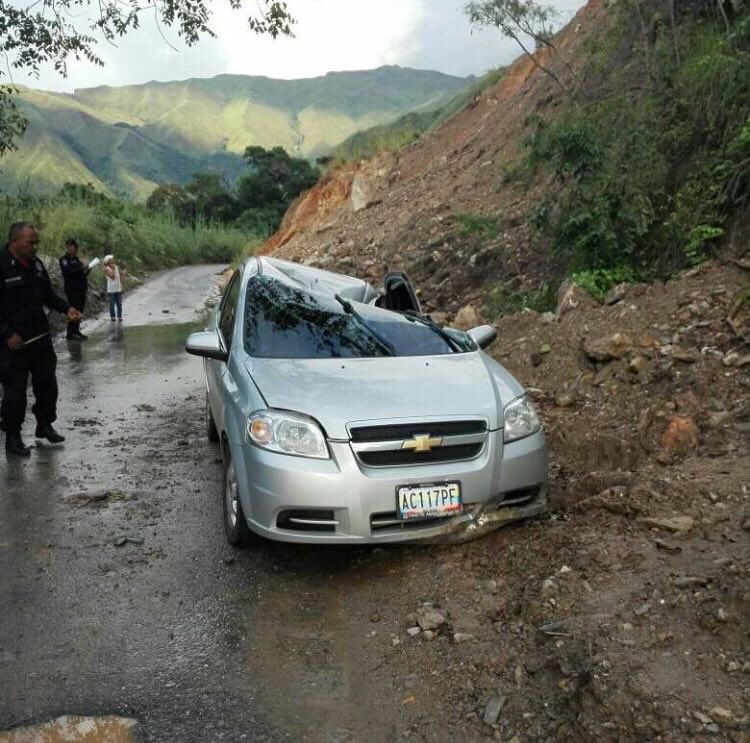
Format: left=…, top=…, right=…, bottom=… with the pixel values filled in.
left=59, top=252, right=88, bottom=338
left=0, top=247, right=70, bottom=436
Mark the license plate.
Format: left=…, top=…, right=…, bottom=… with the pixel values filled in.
left=397, top=482, right=462, bottom=520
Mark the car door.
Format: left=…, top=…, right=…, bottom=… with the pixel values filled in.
left=207, top=269, right=241, bottom=435
left=382, top=271, right=422, bottom=314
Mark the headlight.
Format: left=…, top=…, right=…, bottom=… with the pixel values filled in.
left=247, top=409, right=329, bottom=459
left=503, top=395, right=541, bottom=443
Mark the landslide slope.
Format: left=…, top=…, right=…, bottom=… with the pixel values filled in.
left=264, top=0, right=749, bottom=318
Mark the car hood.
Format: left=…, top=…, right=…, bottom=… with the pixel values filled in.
left=245, top=353, right=522, bottom=440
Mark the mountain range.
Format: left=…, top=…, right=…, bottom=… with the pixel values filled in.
left=0, top=66, right=472, bottom=200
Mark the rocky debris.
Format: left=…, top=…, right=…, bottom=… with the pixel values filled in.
left=555, top=280, right=597, bottom=319
left=659, top=416, right=700, bottom=459
left=604, top=283, right=627, bottom=305
left=65, top=490, right=130, bottom=507
left=113, top=534, right=145, bottom=547
left=453, top=632, right=474, bottom=643
left=673, top=576, right=710, bottom=589
left=638, top=515, right=695, bottom=533
left=453, top=303, right=483, bottom=330
left=583, top=332, right=633, bottom=362
left=415, top=605, right=447, bottom=632
left=483, top=695, right=507, bottom=725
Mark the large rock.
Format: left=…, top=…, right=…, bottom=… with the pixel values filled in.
left=660, top=416, right=700, bottom=459
left=583, top=333, right=633, bottom=362
left=453, top=303, right=483, bottom=330
left=416, top=606, right=447, bottom=631
left=555, top=279, right=597, bottom=319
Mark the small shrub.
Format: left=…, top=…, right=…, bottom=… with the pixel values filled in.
left=455, top=212, right=499, bottom=239
left=484, top=281, right=558, bottom=319
left=570, top=267, right=636, bottom=302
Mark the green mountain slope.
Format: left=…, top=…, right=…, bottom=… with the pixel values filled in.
left=0, top=66, right=472, bottom=200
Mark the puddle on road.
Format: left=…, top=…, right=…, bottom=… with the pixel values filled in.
left=0, top=716, right=138, bottom=743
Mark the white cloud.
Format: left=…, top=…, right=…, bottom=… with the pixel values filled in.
left=9, top=0, right=588, bottom=92
left=218, top=0, right=426, bottom=78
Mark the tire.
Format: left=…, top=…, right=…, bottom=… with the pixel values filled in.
left=222, top=446, right=252, bottom=547
left=206, top=395, right=219, bottom=442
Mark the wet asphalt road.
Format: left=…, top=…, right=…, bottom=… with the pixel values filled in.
left=0, top=266, right=284, bottom=741
left=0, top=266, right=427, bottom=743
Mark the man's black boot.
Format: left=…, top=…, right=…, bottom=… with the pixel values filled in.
left=35, top=423, right=65, bottom=444
left=6, top=433, right=31, bottom=457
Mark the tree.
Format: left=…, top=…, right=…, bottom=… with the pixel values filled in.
left=236, top=146, right=319, bottom=231
left=464, top=0, right=576, bottom=101
left=0, top=0, right=294, bottom=153
left=184, top=172, right=238, bottom=224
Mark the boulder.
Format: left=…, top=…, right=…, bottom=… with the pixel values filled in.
left=660, top=416, right=700, bottom=459
left=583, top=332, right=633, bottom=362
left=555, top=279, right=597, bottom=319
left=453, top=303, right=483, bottom=330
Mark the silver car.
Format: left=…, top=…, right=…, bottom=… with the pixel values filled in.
left=186, top=257, right=547, bottom=545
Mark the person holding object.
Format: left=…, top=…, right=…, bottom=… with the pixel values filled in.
left=103, top=254, right=122, bottom=321
left=0, top=222, right=81, bottom=457
left=59, top=237, right=89, bottom=340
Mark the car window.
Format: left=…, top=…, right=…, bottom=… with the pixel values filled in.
left=218, top=271, right=241, bottom=348
left=243, top=275, right=475, bottom=359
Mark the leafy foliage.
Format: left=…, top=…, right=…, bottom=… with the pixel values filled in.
left=465, top=0, right=575, bottom=99
left=455, top=213, right=500, bottom=240
left=483, top=280, right=557, bottom=319
left=570, top=268, right=635, bottom=302
left=523, top=4, right=750, bottom=277
left=145, top=146, right=319, bottom=237
left=0, top=185, right=254, bottom=271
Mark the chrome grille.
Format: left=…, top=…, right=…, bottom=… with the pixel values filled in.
left=350, top=420, right=486, bottom=442
left=358, top=443, right=483, bottom=467
left=350, top=419, right=488, bottom=468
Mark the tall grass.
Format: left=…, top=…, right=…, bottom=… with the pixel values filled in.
left=0, top=195, right=259, bottom=274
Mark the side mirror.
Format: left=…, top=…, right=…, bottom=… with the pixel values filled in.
left=186, top=330, right=228, bottom=362
left=467, top=325, right=497, bottom=350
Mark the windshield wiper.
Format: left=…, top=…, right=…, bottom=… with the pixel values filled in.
left=335, top=294, right=395, bottom=356
left=403, top=311, right=464, bottom=352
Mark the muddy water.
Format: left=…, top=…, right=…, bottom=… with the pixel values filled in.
left=0, top=716, right=138, bottom=743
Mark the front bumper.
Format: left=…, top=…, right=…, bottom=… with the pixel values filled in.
left=230, top=429, right=547, bottom=544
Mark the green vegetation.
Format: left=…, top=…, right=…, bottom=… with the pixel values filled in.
left=570, top=268, right=635, bottom=302
left=483, top=281, right=557, bottom=319
left=0, top=68, right=473, bottom=199
left=146, top=145, right=320, bottom=236
left=329, top=68, right=505, bottom=163
left=465, top=0, right=575, bottom=100
left=521, top=2, right=750, bottom=295
left=455, top=212, right=500, bottom=239
left=0, top=185, right=255, bottom=273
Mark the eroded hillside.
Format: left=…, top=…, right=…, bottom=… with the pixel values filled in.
left=265, top=0, right=749, bottom=322
left=261, top=1, right=750, bottom=740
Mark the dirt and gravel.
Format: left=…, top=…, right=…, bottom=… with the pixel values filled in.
left=3, top=261, right=747, bottom=742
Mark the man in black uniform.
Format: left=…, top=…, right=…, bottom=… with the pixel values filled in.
left=59, top=238, right=89, bottom=340
left=0, top=222, right=81, bottom=456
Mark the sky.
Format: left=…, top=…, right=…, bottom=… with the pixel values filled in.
left=8, top=0, right=587, bottom=92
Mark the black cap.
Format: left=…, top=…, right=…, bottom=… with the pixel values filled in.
left=65, top=237, right=78, bottom=246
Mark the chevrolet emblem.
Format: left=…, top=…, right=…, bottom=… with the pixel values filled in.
left=402, top=434, right=443, bottom=453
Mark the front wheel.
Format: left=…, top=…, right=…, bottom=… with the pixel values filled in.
left=222, top=447, right=252, bottom=546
